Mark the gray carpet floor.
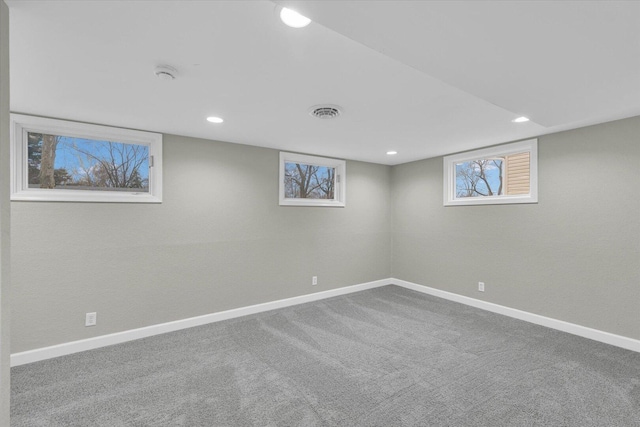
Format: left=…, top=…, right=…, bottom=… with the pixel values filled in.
left=11, top=285, right=640, bottom=426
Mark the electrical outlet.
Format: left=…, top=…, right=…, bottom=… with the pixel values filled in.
left=478, top=282, right=485, bottom=292
left=312, top=276, right=318, bottom=286
left=85, top=312, right=97, bottom=327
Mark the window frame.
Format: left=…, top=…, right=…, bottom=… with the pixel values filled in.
left=10, top=114, right=163, bottom=203
left=443, top=139, right=538, bottom=206
left=279, top=152, right=346, bottom=207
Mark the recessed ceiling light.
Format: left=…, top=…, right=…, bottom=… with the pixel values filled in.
left=387, top=151, right=398, bottom=155
left=280, top=7, right=311, bottom=28
left=206, top=116, right=224, bottom=124
left=512, top=116, right=530, bottom=123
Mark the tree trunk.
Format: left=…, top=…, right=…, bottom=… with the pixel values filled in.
left=39, top=135, right=58, bottom=189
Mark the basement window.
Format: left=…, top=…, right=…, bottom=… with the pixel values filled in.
left=10, top=114, right=162, bottom=203
left=443, top=139, right=537, bottom=206
left=279, top=152, right=346, bottom=207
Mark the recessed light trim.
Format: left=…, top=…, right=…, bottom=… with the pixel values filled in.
left=206, top=116, right=224, bottom=124
left=280, top=7, right=311, bottom=28
left=386, top=151, right=398, bottom=155
left=512, top=116, right=530, bottom=123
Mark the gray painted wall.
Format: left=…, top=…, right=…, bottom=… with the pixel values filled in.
left=391, top=116, right=640, bottom=340
left=11, top=134, right=392, bottom=352
left=9, top=112, right=640, bottom=355
left=0, top=1, right=10, bottom=424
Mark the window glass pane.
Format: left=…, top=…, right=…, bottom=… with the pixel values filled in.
left=284, top=162, right=336, bottom=199
left=455, top=158, right=504, bottom=198
left=27, top=132, right=149, bottom=192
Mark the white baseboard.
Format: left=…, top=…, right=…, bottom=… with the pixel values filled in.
left=391, top=278, right=640, bottom=353
left=10, top=279, right=390, bottom=367
left=12, top=277, right=639, bottom=366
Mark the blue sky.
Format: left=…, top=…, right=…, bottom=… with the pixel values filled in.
left=284, top=163, right=332, bottom=180
left=284, top=162, right=334, bottom=199
left=455, top=160, right=502, bottom=196
left=53, top=136, right=149, bottom=181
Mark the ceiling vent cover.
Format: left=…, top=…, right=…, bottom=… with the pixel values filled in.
left=309, top=104, right=342, bottom=119
left=154, top=65, right=178, bottom=80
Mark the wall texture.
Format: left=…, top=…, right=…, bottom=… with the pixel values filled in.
left=0, top=0, right=10, bottom=423
left=11, top=135, right=392, bottom=352
left=392, top=116, right=640, bottom=340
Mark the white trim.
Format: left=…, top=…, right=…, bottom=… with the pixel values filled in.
left=443, top=138, right=538, bottom=206
left=12, top=277, right=639, bottom=366
left=10, top=114, right=163, bottom=203
left=10, top=279, right=389, bottom=366
left=279, top=152, right=346, bottom=207
left=392, top=278, right=640, bottom=353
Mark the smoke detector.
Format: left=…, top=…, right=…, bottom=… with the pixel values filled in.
left=309, top=104, right=342, bottom=120
left=154, top=65, right=178, bottom=80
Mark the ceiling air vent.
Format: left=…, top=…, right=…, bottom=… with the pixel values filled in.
left=154, top=65, right=178, bottom=81
left=309, top=104, right=342, bottom=120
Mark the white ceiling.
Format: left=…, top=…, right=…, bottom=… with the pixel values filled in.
left=7, top=0, right=640, bottom=165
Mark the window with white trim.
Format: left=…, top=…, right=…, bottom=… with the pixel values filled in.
left=279, top=152, right=346, bottom=207
left=10, top=114, right=162, bottom=203
left=444, top=139, right=537, bottom=206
